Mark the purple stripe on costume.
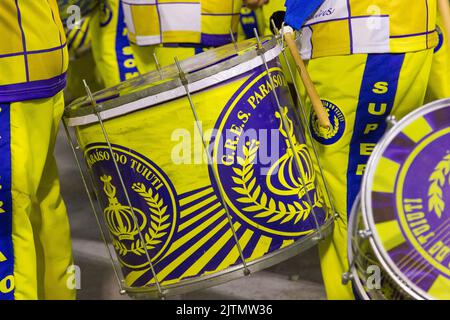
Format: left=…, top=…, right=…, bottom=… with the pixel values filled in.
left=155, top=0, right=163, bottom=43
left=47, top=1, right=65, bottom=74
left=346, top=0, right=353, bottom=54
left=0, top=43, right=67, bottom=59
left=0, top=73, right=67, bottom=103
left=303, top=15, right=389, bottom=28
left=353, top=14, right=390, bottom=19
left=425, top=0, right=429, bottom=48
left=15, top=0, right=29, bottom=82
left=346, top=54, right=405, bottom=220
left=58, top=24, right=64, bottom=74
left=390, top=30, right=436, bottom=39
left=201, top=33, right=232, bottom=47
left=0, top=102, right=14, bottom=300
left=162, top=43, right=205, bottom=48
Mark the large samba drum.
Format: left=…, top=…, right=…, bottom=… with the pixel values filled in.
left=347, top=99, right=450, bottom=300
left=64, top=37, right=334, bottom=298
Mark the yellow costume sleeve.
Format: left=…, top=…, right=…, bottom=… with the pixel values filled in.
left=0, top=0, right=68, bottom=102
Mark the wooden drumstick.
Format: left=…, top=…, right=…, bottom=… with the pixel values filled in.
left=439, top=0, right=450, bottom=47
left=282, top=26, right=331, bottom=128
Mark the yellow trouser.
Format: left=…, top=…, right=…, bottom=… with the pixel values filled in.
left=90, top=0, right=140, bottom=88
left=0, top=92, right=75, bottom=300
left=297, top=50, right=434, bottom=299
left=90, top=0, right=197, bottom=87
left=426, top=14, right=450, bottom=102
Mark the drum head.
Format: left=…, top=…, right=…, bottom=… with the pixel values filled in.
left=362, top=99, right=450, bottom=300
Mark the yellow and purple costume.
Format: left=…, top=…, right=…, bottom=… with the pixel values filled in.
left=0, top=0, right=74, bottom=300
left=294, top=0, right=439, bottom=300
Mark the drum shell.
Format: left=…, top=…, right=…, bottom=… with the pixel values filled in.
left=72, top=55, right=332, bottom=295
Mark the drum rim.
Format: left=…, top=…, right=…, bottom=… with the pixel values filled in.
left=65, top=37, right=281, bottom=126
left=361, top=98, right=450, bottom=300
left=348, top=195, right=372, bottom=300
left=122, top=217, right=334, bottom=299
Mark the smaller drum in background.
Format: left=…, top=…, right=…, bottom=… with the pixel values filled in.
left=58, top=0, right=99, bottom=25
left=348, top=99, right=450, bottom=300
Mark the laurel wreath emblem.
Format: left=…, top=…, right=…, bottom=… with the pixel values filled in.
left=428, top=153, right=450, bottom=219
left=312, top=113, right=340, bottom=140
left=0, top=201, right=4, bottom=214
left=113, top=183, right=171, bottom=256
left=231, top=139, right=323, bottom=224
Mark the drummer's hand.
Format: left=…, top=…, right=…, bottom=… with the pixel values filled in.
left=244, top=0, right=269, bottom=9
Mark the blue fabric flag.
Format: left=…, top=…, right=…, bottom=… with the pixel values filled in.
left=284, top=0, right=325, bottom=30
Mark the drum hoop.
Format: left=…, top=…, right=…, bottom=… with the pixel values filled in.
left=65, top=38, right=281, bottom=126
left=361, top=98, right=450, bottom=300
left=122, top=217, right=334, bottom=299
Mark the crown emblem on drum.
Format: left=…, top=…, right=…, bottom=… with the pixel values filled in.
left=100, top=175, right=147, bottom=241
left=266, top=107, right=316, bottom=199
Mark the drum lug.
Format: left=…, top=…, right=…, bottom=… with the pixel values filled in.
left=342, top=272, right=354, bottom=285
left=312, top=235, right=323, bottom=241
left=358, top=229, right=373, bottom=239
left=386, top=115, right=398, bottom=129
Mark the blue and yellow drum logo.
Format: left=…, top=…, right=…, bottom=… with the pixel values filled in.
left=211, top=67, right=327, bottom=238
left=310, top=100, right=345, bottom=145
left=85, top=144, right=178, bottom=270
left=396, top=128, right=450, bottom=277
